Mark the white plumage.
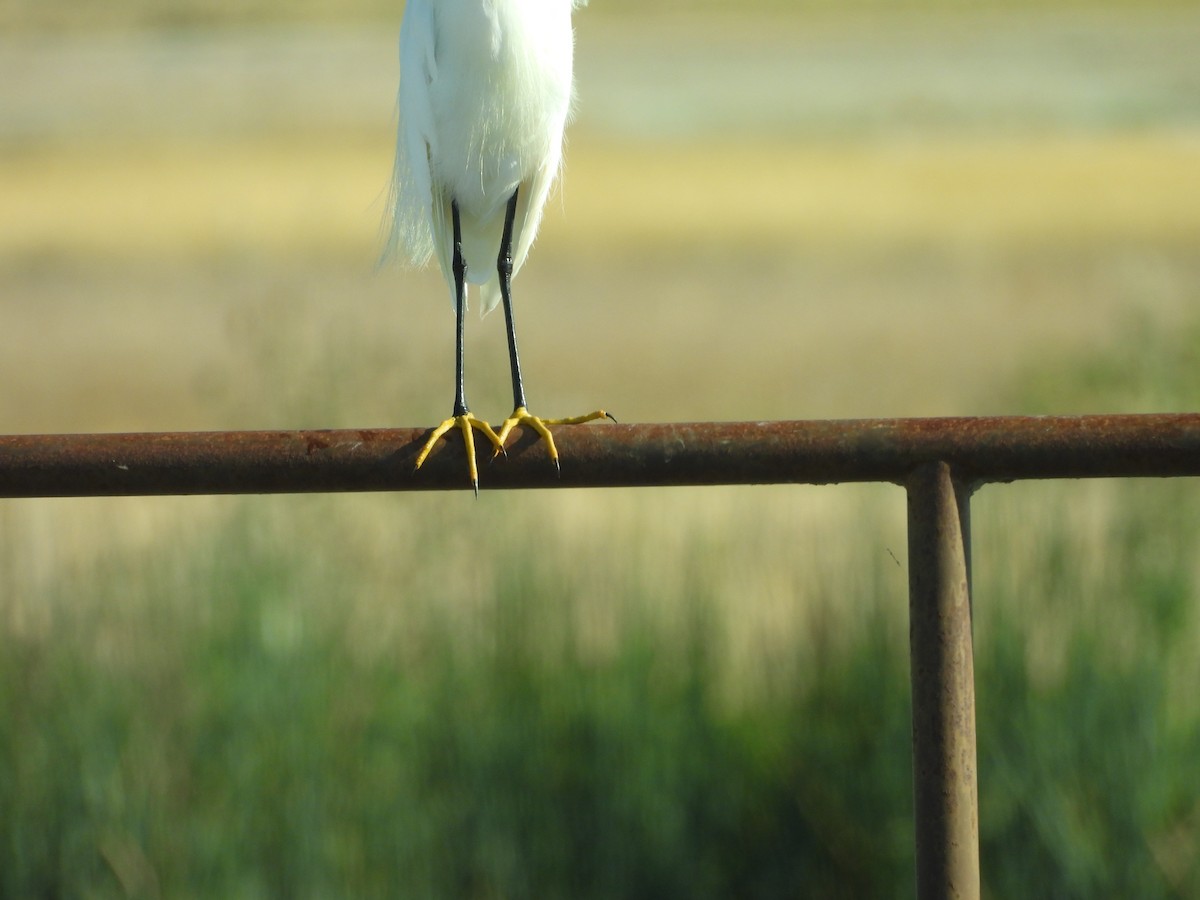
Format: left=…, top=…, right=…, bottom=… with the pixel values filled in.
left=389, top=0, right=587, bottom=316
left=389, top=0, right=605, bottom=491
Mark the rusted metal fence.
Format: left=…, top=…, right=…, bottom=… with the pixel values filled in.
left=3, top=412, right=1199, bottom=899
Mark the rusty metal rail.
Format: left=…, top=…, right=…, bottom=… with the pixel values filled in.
left=3, top=413, right=1199, bottom=900
left=1, top=414, right=1197, bottom=497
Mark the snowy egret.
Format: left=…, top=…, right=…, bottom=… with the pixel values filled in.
left=388, top=0, right=610, bottom=492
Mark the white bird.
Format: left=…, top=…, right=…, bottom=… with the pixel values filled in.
left=388, top=0, right=609, bottom=492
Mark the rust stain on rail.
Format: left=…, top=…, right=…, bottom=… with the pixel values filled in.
left=0, top=414, right=1198, bottom=498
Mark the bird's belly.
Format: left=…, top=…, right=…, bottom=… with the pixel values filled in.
left=430, top=1, right=574, bottom=220
left=432, top=133, right=529, bottom=221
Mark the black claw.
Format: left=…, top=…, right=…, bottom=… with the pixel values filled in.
left=605, top=412, right=618, bottom=424
left=472, top=479, right=479, bottom=498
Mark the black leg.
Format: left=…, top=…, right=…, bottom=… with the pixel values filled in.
left=497, top=189, right=528, bottom=412
left=413, top=198, right=506, bottom=491
left=488, top=186, right=611, bottom=472
left=451, top=200, right=469, bottom=418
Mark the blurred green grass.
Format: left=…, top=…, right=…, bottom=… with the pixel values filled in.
left=2, top=312, right=1200, bottom=895
left=2, top=6, right=1200, bottom=897
left=2, top=392, right=1199, bottom=896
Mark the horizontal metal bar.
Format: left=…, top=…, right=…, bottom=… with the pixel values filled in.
left=0, top=414, right=1198, bottom=497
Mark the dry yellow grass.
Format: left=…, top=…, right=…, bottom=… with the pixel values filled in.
left=565, top=133, right=1200, bottom=250
left=0, top=136, right=391, bottom=261
left=3, top=131, right=1198, bottom=260
left=4, top=130, right=1195, bottom=435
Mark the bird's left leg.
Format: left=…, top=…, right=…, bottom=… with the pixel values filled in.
left=414, top=199, right=504, bottom=493
left=492, top=189, right=612, bottom=471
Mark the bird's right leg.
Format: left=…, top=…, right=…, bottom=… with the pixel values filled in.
left=413, top=200, right=503, bottom=493
left=492, top=190, right=613, bottom=470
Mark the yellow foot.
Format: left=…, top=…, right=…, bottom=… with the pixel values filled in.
left=414, top=412, right=504, bottom=494
left=493, top=406, right=615, bottom=472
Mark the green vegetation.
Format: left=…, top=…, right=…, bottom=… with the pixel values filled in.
left=2, top=316, right=1198, bottom=896
left=0, top=501, right=911, bottom=897
left=1009, top=309, right=1200, bottom=415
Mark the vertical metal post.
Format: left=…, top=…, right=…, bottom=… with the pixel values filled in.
left=906, top=462, right=980, bottom=900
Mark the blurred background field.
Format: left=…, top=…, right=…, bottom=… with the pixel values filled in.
left=2, top=2, right=1199, bottom=896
